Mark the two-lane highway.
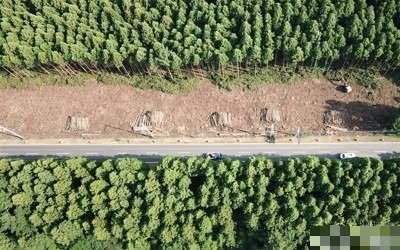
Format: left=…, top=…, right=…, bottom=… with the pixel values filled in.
left=1, top=142, right=399, bottom=161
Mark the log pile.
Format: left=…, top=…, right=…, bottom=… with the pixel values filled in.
left=66, top=116, right=89, bottom=131
left=209, top=112, right=232, bottom=127
left=131, top=110, right=165, bottom=128
left=323, top=110, right=345, bottom=125
left=146, top=111, right=164, bottom=125
left=260, top=108, right=281, bottom=122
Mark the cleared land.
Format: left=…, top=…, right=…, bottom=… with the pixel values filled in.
left=0, top=76, right=399, bottom=141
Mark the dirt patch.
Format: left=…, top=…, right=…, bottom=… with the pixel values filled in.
left=0, top=77, right=399, bottom=141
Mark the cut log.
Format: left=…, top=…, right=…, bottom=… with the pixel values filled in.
left=0, top=125, right=24, bottom=139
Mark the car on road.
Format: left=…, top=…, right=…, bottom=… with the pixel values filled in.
left=339, top=153, right=356, bottom=159
left=204, top=153, right=223, bottom=160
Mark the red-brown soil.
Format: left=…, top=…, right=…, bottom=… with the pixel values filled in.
left=0, top=77, right=399, bottom=140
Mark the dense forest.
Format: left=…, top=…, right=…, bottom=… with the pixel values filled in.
left=0, top=0, right=400, bottom=77
left=0, top=156, right=400, bottom=249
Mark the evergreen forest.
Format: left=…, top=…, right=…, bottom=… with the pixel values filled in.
left=0, top=0, right=399, bottom=79
left=0, top=156, right=400, bottom=249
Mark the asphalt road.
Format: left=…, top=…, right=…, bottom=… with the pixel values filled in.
left=0, top=142, right=399, bottom=162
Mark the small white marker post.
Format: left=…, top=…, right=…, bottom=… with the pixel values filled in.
left=268, top=124, right=275, bottom=143
left=297, top=127, right=301, bottom=145
left=270, top=124, right=275, bottom=137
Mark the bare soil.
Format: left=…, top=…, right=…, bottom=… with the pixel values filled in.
left=1, top=77, right=399, bottom=143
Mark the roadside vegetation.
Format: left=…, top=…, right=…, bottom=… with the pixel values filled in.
left=0, top=0, right=399, bottom=92
left=1, top=156, right=399, bottom=249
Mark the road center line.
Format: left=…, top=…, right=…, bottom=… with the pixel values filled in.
left=85, top=152, right=99, bottom=155
left=56, top=152, right=70, bottom=155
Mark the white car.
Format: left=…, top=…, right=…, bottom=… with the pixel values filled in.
left=339, top=153, right=356, bottom=159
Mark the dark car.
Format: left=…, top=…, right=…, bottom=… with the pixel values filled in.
left=204, top=153, right=223, bottom=160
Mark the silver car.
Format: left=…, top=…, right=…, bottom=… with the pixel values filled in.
left=339, top=153, right=356, bottom=159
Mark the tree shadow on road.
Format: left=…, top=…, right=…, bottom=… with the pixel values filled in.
left=0, top=153, right=337, bottom=162
left=377, top=151, right=400, bottom=159
left=2, top=152, right=400, bottom=168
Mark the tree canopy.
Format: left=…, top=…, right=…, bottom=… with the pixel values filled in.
left=0, top=0, right=399, bottom=75
left=0, top=155, right=400, bottom=249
